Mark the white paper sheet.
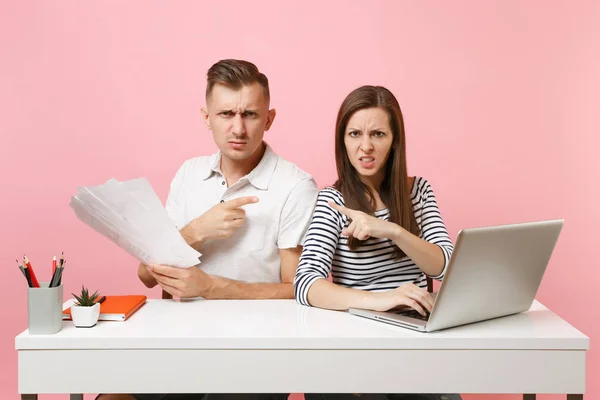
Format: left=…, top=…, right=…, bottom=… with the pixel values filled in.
left=69, top=177, right=201, bottom=268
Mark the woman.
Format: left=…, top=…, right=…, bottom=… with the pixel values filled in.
left=294, top=86, right=460, bottom=400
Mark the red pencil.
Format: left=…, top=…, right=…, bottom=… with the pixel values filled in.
left=52, top=255, right=57, bottom=276
left=23, top=255, right=40, bottom=288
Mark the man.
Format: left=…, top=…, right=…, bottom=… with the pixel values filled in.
left=98, top=59, right=318, bottom=400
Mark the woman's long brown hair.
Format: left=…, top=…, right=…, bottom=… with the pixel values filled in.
left=334, top=85, right=420, bottom=258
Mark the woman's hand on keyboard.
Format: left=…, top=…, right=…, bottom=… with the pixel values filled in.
left=366, top=284, right=434, bottom=316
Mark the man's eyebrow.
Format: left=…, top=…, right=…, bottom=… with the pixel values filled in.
left=216, top=108, right=260, bottom=114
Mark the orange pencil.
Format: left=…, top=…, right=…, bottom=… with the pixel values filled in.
left=23, top=255, right=40, bottom=288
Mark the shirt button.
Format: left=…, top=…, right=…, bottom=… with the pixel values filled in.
left=221, top=181, right=226, bottom=185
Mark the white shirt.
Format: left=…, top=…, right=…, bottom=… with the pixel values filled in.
left=165, top=144, right=319, bottom=283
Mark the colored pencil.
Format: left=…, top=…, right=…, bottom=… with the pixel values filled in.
left=23, top=255, right=39, bottom=288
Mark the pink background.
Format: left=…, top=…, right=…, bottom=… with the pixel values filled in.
left=1, top=1, right=598, bottom=399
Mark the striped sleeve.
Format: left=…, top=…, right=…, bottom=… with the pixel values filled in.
left=419, top=180, right=454, bottom=279
left=293, top=188, right=344, bottom=306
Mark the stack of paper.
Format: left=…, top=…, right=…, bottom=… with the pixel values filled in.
left=69, top=178, right=201, bottom=268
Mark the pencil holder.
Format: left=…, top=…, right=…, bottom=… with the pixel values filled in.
left=27, top=282, right=63, bottom=334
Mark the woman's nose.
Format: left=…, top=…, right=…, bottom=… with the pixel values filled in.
left=360, top=136, right=374, bottom=151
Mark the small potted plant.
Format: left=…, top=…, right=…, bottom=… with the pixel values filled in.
left=71, top=286, right=101, bottom=328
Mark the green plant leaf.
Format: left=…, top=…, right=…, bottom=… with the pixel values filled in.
left=71, top=285, right=101, bottom=307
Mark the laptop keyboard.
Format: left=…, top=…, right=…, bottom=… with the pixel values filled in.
left=395, top=309, right=430, bottom=321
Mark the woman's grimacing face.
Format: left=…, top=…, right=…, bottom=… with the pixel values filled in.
left=344, top=107, right=394, bottom=185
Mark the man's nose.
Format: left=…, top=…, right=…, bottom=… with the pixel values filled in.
left=232, top=113, right=246, bottom=136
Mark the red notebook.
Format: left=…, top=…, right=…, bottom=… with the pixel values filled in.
left=63, top=295, right=147, bottom=321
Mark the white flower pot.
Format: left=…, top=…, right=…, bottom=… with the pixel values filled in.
left=71, top=303, right=100, bottom=328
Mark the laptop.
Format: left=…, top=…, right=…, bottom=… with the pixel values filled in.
left=349, top=219, right=563, bottom=332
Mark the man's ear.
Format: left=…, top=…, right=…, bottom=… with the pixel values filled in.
left=201, top=107, right=211, bottom=130
left=265, top=108, right=276, bottom=131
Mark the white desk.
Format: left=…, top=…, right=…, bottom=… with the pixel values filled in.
left=16, top=299, right=589, bottom=400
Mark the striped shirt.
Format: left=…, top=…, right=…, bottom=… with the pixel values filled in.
left=294, top=176, right=454, bottom=306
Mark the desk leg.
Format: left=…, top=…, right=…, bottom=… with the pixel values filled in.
left=19, top=394, right=81, bottom=400
left=524, top=394, right=583, bottom=399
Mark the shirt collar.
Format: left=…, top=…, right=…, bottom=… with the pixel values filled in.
left=199, top=151, right=222, bottom=180
left=200, top=143, right=278, bottom=190
left=246, top=144, right=278, bottom=190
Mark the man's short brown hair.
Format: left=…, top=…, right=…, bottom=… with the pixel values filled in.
left=206, top=59, right=270, bottom=103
